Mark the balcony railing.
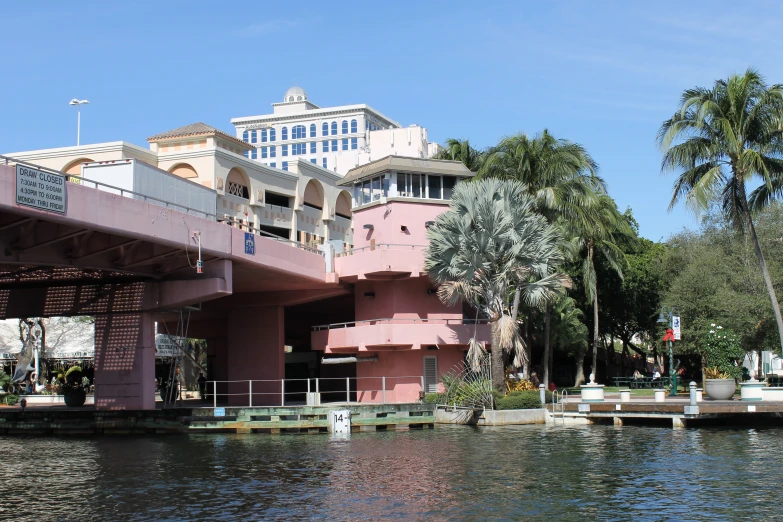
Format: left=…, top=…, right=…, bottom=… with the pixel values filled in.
left=336, top=243, right=426, bottom=257
left=1, top=155, right=322, bottom=255
left=312, top=317, right=490, bottom=331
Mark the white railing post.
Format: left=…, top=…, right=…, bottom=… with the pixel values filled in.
left=212, top=381, right=217, bottom=408
left=307, top=378, right=311, bottom=394
left=346, top=377, right=350, bottom=403
left=382, top=376, right=386, bottom=404
left=420, top=376, right=425, bottom=394
left=281, top=380, right=285, bottom=406
left=249, top=380, right=253, bottom=408
left=316, top=378, right=320, bottom=394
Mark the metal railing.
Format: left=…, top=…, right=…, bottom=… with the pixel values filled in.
left=0, top=155, right=323, bottom=255
left=311, top=317, right=490, bottom=331
left=336, top=243, right=427, bottom=257
left=196, top=376, right=428, bottom=407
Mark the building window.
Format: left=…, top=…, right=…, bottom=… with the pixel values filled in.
left=322, top=140, right=329, bottom=153
left=351, top=138, right=357, bottom=150
left=251, top=149, right=258, bottom=160
left=342, top=139, right=348, bottom=151
left=292, top=143, right=306, bottom=155
left=428, top=174, right=442, bottom=199
left=270, top=128, right=276, bottom=141
left=443, top=176, right=457, bottom=199
left=243, top=150, right=249, bottom=158
left=331, top=140, right=337, bottom=152
left=250, top=130, right=257, bottom=144
left=310, top=158, right=317, bottom=164
left=322, top=122, right=329, bottom=136
left=282, top=161, right=288, bottom=171
left=309, top=123, right=316, bottom=137
left=261, top=129, right=267, bottom=142
left=322, top=158, right=327, bottom=169
left=270, top=162, right=276, bottom=168
left=281, top=127, right=288, bottom=140
left=261, top=147, right=268, bottom=159
left=342, top=120, right=348, bottom=134
left=331, top=121, right=337, bottom=135
left=351, top=119, right=357, bottom=133
left=292, top=125, right=306, bottom=139
left=270, top=146, right=276, bottom=158
left=282, top=144, right=288, bottom=157
left=310, top=141, right=316, bottom=154
left=242, top=130, right=249, bottom=142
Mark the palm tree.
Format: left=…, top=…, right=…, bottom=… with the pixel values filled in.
left=433, top=138, right=486, bottom=172
left=563, top=195, right=633, bottom=385
left=548, top=296, right=588, bottom=387
left=425, top=178, right=567, bottom=392
left=658, top=68, right=783, bottom=351
left=479, top=130, right=604, bottom=382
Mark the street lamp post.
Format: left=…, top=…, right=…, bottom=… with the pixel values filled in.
left=657, top=306, right=680, bottom=396
left=69, top=99, right=89, bottom=146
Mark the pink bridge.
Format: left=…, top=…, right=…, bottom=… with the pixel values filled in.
left=0, top=160, right=490, bottom=409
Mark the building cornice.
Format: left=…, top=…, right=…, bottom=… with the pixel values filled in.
left=213, top=148, right=299, bottom=182
left=294, top=158, right=343, bottom=182
left=231, top=104, right=399, bottom=128
left=4, top=141, right=157, bottom=163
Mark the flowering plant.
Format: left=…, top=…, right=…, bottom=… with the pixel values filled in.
left=701, top=324, right=744, bottom=380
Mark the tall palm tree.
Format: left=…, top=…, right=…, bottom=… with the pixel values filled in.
left=433, top=138, right=486, bottom=172
left=563, top=195, right=633, bottom=385
left=479, top=130, right=604, bottom=382
left=548, top=295, right=588, bottom=387
left=425, top=178, right=567, bottom=392
left=658, top=68, right=783, bottom=351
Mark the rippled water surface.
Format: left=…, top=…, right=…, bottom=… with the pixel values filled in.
left=1, top=425, right=780, bottom=521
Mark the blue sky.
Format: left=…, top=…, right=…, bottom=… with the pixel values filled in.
left=2, top=1, right=782, bottom=240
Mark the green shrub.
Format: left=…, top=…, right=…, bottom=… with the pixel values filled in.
left=65, top=366, right=83, bottom=383
left=423, top=393, right=446, bottom=404
left=493, top=390, right=550, bottom=410
left=1, top=393, right=19, bottom=406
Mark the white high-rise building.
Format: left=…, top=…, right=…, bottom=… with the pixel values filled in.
left=231, top=86, right=441, bottom=176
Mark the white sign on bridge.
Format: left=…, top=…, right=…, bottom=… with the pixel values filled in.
left=15, top=164, right=67, bottom=214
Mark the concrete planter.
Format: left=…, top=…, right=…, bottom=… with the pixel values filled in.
left=478, top=409, right=547, bottom=426
left=740, top=381, right=765, bottom=401
left=654, top=389, right=666, bottom=402
left=580, top=384, right=605, bottom=402
left=760, top=387, right=783, bottom=401
left=705, top=379, right=736, bottom=400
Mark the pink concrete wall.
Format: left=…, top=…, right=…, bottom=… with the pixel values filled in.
left=93, top=312, right=155, bottom=410
left=311, top=322, right=490, bottom=352
left=354, top=277, right=461, bottom=321
left=225, top=306, right=285, bottom=406
left=355, top=347, right=465, bottom=403
left=351, top=200, right=447, bottom=249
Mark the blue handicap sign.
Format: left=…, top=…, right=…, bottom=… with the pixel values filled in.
left=214, top=407, right=226, bottom=417
left=244, top=232, right=255, bottom=255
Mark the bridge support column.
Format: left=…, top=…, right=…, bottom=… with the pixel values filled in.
left=225, top=306, right=284, bottom=406
left=94, top=312, right=155, bottom=410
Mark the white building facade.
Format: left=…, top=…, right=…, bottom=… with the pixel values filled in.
left=231, top=87, right=441, bottom=176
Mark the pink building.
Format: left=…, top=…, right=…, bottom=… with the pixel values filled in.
left=311, top=156, right=492, bottom=403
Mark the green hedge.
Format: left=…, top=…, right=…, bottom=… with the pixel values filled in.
left=493, top=390, right=556, bottom=410
left=422, top=393, right=447, bottom=404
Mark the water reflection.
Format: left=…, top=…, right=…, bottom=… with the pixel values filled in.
left=1, top=425, right=781, bottom=520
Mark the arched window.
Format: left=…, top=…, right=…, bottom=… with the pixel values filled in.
left=350, top=119, right=357, bottom=133
left=292, top=125, right=306, bottom=139
left=288, top=96, right=294, bottom=102
left=281, top=127, right=288, bottom=140
left=342, top=120, right=348, bottom=134
left=250, top=130, right=257, bottom=144
left=269, top=128, right=276, bottom=141
left=261, top=129, right=268, bottom=142
left=322, top=122, right=329, bottom=136
left=310, top=123, right=316, bottom=137
left=331, top=121, right=337, bottom=135
left=242, top=130, right=249, bottom=142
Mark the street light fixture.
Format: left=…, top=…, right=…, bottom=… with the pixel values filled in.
left=657, top=305, right=680, bottom=396
left=69, top=98, right=89, bottom=146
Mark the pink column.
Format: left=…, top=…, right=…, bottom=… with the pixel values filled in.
left=225, top=306, right=285, bottom=406
left=93, top=312, right=156, bottom=410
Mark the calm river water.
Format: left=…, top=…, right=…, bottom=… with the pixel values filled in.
left=0, top=424, right=778, bottom=521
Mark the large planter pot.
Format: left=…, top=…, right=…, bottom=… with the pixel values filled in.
left=704, top=379, right=736, bottom=400
left=63, top=388, right=86, bottom=407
